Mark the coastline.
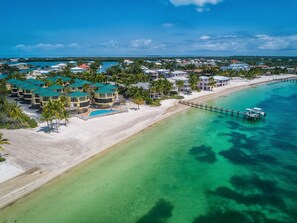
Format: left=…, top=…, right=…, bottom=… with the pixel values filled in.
left=0, top=74, right=296, bottom=210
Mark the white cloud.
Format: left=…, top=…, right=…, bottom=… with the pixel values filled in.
left=169, top=0, right=222, bottom=7
left=255, top=34, right=297, bottom=50
left=196, top=7, right=210, bottom=12
left=15, top=43, right=80, bottom=50
left=200, top=35, right=211, bottom=40
left=162, top=23, right=175, bottom=27
left=129, top=39, right=153, bottom=48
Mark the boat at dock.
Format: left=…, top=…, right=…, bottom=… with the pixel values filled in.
left=244, top=107, right=266, bottom=120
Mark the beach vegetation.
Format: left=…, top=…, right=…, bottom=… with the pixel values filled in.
left=40, top=98, right=70, bottom=132
left=0, top=132, right=9, bottom=161
left=0, top=89, right=38, bottom=129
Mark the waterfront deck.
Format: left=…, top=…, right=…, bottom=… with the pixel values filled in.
left=179, top=101, right=265, bottom=121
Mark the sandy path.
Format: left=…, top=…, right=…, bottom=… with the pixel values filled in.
left=0, top=74, right=296, bottom=209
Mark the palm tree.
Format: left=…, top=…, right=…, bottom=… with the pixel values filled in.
left=61, top=110, right=70, bottom=126
left=0, top=133, right=10, bottom=157
left=176, top=80, right=184, bottom=93
left=189, top=74, right=199, bottom=91
left=7, top=102, right=23, bottom=124
left=208, top=77, right=217, bottom=91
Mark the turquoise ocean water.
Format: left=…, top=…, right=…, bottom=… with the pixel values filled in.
left=0, top=81, right=296, bottom=223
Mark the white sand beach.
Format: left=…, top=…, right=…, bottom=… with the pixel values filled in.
left=0, top=74, right=295, bottom=209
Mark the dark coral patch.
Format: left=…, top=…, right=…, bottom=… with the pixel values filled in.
left=189, top=145, right=217, bottom=163
left=136, top=199, right=174, bottom=223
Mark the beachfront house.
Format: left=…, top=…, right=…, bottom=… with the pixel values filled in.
left=213, top=76, right=230, bottom=87
left=94, top=85, right=118, bottom=108
left=169, top=77, right=191, bottom=94
left=199, top=76, right=230, bottom=90
left=199, top=76, right=211, bottom=90
left=66, top=91, right=90, bottom=112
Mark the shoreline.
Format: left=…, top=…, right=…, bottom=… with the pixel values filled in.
left=0, top=74, right=296, bottom=210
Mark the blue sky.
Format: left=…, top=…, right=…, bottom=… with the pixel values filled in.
left=1, top=0, right=297, bottom=57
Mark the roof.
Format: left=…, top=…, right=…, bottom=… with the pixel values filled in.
left=47, top=76, right=71, bottom=83
left=25, top=78, right=44, bottom=85
left=67, top=91, right=89, bottom=97
left=74, top=79, right=92, bottom=85
left=95, top=87, right=115, bottom=94
left=78, top=64, right=89, bottom=69
left=21, top=84, right=39, bottom=91
left=33, top=88, right=50, bottom=94
left=7, top=78, right=21, bottom=84
left=132, top=82, right=150, bottom=90
left=47, top=84, right=64, bottom=90
left=68, top=82, right=84, bottom=88
left=213, top=76, right=230, bottom=81
left=39, top=90, right=61, bottom=97
left=199, top=76, right=210, bottom=80
left=0, top=74, right=8, bottom=80
left=92, top=82, right=105, bottom=88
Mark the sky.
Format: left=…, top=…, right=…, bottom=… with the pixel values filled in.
left=1, top=0, right=297, bottom=57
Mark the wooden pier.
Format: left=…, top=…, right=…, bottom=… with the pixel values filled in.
left=179, top=101, right=263, bottom=121
left=278, top=77, right=297, bottom=82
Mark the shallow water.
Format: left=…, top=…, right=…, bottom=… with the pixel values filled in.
left=1, top=81, right=297, bottom=223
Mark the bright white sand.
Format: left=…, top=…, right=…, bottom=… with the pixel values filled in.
left=0, top=160, right=23, bottom=183
left=0, top=74, right=295, bottom=209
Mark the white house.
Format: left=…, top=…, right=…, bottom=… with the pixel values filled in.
left=144, top=69, right=159, bottom=80
left=169, top=71, right=188, bottom=78
left=169, top=76, right=191, bottom=94
left=71, top=67, right=86, bottom=73
left=213, top=76, right=230, bottom=87
left=199, top=76, right=230, bottom=90
left=221, top=63, right=250, bottom=71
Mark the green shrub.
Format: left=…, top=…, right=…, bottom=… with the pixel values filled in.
left=28, top=118, right=38, bottom=128
left=0, top=157, right=6, bottom=162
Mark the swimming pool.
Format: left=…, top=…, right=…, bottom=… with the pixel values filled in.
left=88, top=109, right=117, bottom=118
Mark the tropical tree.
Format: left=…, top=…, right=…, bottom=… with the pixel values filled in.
left=208, top=77, right=217, bottom=90
left=7, top=102, right=23, bottom=124
left=0, top=132, right=10, bottom=158
left=189, top=73, right=199, bottom=91
left=40, top=98, right=69, bottom=132
left=176, top=80, right=184, bottom=93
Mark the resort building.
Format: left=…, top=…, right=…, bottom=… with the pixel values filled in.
left=6, top=79, right=22, bottom=94
left=39, top=90, right=61, bottom=108
left=47, top=84, right=64, bottom=93
left=66, top=91, right=90, bottom=112
left=32, top=88, right=49, bottom=106
left=94, top=85, right=118, bottom=108
left=67, top=79, right=92, bottom=92
left=47, top=76, right=71, bottom=86
left=21, top=84, right=38, bottom=102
